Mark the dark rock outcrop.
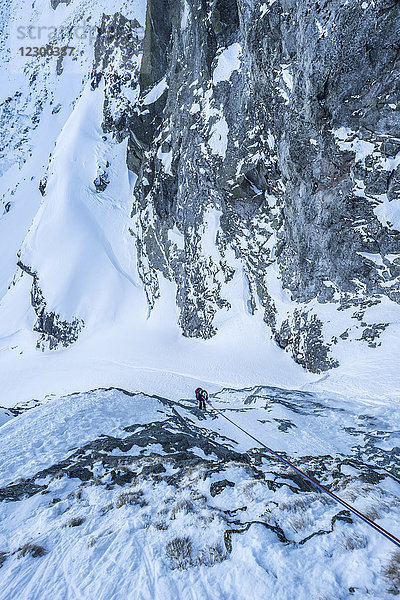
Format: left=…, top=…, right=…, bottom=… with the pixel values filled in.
left=97, top=0, right=400, bottom=371
left=17, top=261, right=83, bottom=350
left=6, top=0, right=400, bottom=371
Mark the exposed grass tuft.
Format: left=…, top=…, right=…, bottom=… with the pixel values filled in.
left=170, top=499, right=193, bottom=519
left=196, top=544, right=226, bottom=566
left=280, top=497, right=311, bottom=512
left=288, top=514, right=312, bottom=533
left=115, top=489, right=147, bottom=509
left=340, top=533, right=368, bottom=551
left=99, top=502, right=114, bottom=515
left=242, top=480, right=260, bottom=500
left=154, top=520, right=169, bottom=530
left=383, top=551, right=400, bottom=595
left=364, top=507, right=380, bottom=522
left=19, top=543, right=46, bottom=558
left=68, top=517, right=85, bottom=527
left=165, top=536, right=192, bottom=570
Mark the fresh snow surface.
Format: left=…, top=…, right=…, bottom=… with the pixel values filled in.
left=0, top=390, right=165, bottom=487
left=167, top=226, right=184, bottom=250
left=142, top=78, right=168, bottom=105
left=18, top=81, right=142, bottom=323
left=373, top=193, right=400, bottom=231
left=212, top=43, right=242, bottom=85
left=333, top=128, right=376, bottom=164
left=208, top=116, right=229, bottom=158
left=181, top=0, right=190, bottom=30
left=156, top=144, right=173, bottom=175
left=2, top=236, right=400, bottom=407
left=281, top=64, right=293, bottom=91
left=1, top=0, right=400, bottom=411
left=0, top=386, right=398, bottom=600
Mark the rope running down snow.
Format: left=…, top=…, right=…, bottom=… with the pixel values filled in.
left=206, top=398, right=400, bottom=549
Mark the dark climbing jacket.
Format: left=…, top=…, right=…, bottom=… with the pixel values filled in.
left=195, top=388, right=208, bottom=410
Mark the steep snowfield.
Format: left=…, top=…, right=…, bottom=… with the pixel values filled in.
left=0, top=386, right=399, bottom=599
left=0, top=0, right=400, bottom=406
left=19, top=80, right=145, bottom=323
left=0, top=0, right=314, bottom=406
left=0, top=0, right=399, bottom=597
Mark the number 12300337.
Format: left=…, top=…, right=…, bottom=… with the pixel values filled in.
left=19, top=46, right=75, bottom=57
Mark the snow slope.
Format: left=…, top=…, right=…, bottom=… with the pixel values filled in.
left=0, top=0, right=400, bottom=407
left=0, top=0, right=314, bottom=406
left=0, top=385, right=398, bottom=600
left=0, top=0, right=399, bottom=596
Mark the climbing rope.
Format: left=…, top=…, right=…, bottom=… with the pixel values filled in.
left=206, top=398, right=400, bottom=549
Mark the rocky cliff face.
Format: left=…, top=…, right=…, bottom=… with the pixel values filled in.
left=110, top=0, right=400, bottom=372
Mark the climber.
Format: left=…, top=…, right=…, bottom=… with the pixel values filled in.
left=195, top=387, right=208, bottom=410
